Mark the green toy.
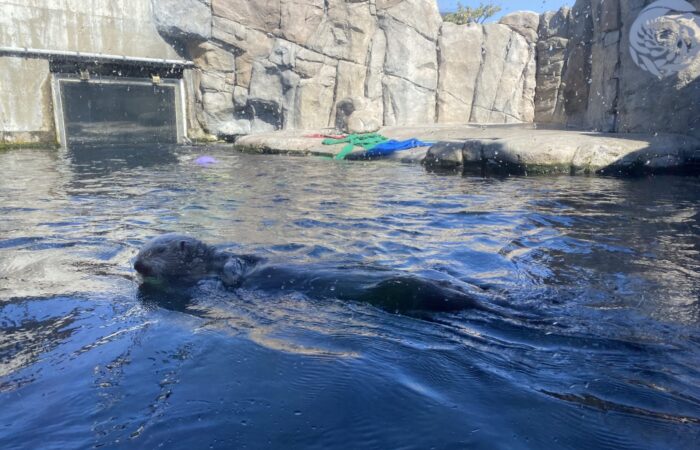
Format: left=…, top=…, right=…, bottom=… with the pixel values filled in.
left=322, top=133, right=388, bottom=160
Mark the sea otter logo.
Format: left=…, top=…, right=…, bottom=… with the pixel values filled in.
left=629, top=0, right=700, bottom=78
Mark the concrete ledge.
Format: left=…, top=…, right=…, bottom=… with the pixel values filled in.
left=234, top=124, right=532, bottom=161
left=423, top=127, right=700, bottom=175
left=0, top=131, right=57, bottom=149
left=234, top=124, right=700, bottom=175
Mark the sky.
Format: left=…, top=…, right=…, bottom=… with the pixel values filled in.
left=437, top=0, right=572, bottom=19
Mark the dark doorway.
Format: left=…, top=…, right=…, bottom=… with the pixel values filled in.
left=61, top=81, right=179, bottom=146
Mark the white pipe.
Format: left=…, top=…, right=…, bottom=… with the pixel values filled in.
left=0, top=46, right=194, bottom=67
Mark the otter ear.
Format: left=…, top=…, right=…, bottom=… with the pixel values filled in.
left=179, top=241, right=186, bottom=251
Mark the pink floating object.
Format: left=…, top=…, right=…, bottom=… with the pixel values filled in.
left=195, top=156, right=218, bottom=166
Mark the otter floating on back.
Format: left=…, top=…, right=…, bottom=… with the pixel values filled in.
left=134, top=234, right=487, bottom=315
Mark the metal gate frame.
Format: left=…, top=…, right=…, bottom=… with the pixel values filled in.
left=51, top=74, right=188, bottom=147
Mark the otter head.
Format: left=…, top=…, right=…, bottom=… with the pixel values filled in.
left=134, top=234, right=215, bottom=284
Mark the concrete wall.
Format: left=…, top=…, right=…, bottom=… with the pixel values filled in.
left=0, top=0, right=182, bottom=146
left=0, top=57, right=55, bottom=145
left=0, top=0, right=179, bottom=57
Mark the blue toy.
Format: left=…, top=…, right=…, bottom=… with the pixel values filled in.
left=195, top=156, right=218, bottom=166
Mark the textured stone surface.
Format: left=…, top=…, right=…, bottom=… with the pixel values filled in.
left=7, top=0, right=700, bottom=145
left=534, top=8, right=571, bottom=123
left=154, top=0, right=541, bottom=137
left=305, top=0, right=378, bottom=64
left=532, top=0, right=700, bottom=139
left=153, top=0, right=212, bottom=41
left=499, top=11, right=540, bottom=43
left=234, top=124, right=700, bottom=175
left=335, top=97, right=381, bottom=134
left=470, top=24, right=535, bottom=123
left=436, top=23, right=482, bottom=123
left=212, top=0, right=281, bottom=34
left=424, top=127, right=700, bottom=174
left=377, top=0, right=442, bottom=40
left=380, top=15, right=438, bottom=91
left=616, top=0, right=700, bottom=138
left=437, top=22, right=536, bottom=124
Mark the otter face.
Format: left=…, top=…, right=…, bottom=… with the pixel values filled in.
left=134, top=234, right=214, bottom=283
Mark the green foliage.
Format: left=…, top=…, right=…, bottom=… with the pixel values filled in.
left=443, top=2, right=502, bottom=25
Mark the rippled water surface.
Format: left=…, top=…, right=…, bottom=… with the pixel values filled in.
left=1, top=145, right=699, bottom=449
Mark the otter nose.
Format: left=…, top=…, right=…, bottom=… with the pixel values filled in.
left=134, top=260, right=151, bottom=276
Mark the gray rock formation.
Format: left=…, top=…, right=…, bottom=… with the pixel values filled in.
left=152, top=0, right=700, bottom=141
left=153, top=0, right=212, bottom=41
left=499, top=11, right=540, bottom=43
left=534, top=8, right=571, bottom=124
left=424, top=127, right=700, bottom=175
left=335, top=97, right=381, bottom=134
left=468, top=23, right=535, bottom=123
left=437, top=18, right=536, bottom=124
left=617, top=0, right=700, bottom=138
left=233, top=124, right=700, bottom=175
left=533, top=0, right=700, bottom=138
left=153, top=0, right=539, bottom=138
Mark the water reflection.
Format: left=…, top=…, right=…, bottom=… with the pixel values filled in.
left=68, top=144, right=180, bottom=178
left=0, top=146, right=698, bottom=449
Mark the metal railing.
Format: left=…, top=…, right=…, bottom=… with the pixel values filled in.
left=0, top=46, right=194, bottom=68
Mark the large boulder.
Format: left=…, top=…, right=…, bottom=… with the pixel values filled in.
left=470, top=24, right=535, bottom=123
left=380, top=16, right=438, bottom=91
left=335, top=97, right=381, bottom=134
left=152, top=0, right=212, bottom=41
left=534, top=8, right=571, bottom=124
left=424, top=127, right=700, bottom=175
left=436, top=23, right=483, bottom=123
left=616, top=0, right=700, bottom=137
left=211, top=16, right=274, bottom=89
left=561, top=0, right=594, bottom=126
left=188, top=41, right=243, bottom=137
left=532, top=0, right=700, bottom=138
left=305, top=0, right=378, bottom=64
left=499, top=11, right=540, bottom=43
left=211, top=0, right=281, bottom=34
left=377, top=0, right=441, bottom=126
left=382, top=75, right=437, bottom=125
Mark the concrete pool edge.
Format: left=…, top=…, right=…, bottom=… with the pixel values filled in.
left=230, top=125, right=700, bottom=176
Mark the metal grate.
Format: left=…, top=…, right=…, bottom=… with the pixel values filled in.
left=58, top=79, right=181, bottom=146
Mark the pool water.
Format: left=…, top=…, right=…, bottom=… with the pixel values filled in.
left=0, top=145, right=698, bottom=449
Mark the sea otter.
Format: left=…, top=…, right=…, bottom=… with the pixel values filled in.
left=134, top=233, right=259, bottom=287
left=134, top=234, right=486, bottom=315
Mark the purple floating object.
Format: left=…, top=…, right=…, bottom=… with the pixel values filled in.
left=195, top=156, right=218, bottom=166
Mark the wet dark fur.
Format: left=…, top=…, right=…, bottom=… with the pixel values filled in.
left=135, top=234, right=484, bottom=315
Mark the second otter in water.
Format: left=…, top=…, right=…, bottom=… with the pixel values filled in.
left=134, top=234, right=485, bottom=315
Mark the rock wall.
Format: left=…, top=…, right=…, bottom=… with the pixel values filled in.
left=155, top=0, right=700, bottom=140
left=535, top=0, right=700, bottom=138
left=5, top=0, right=697, bottom=145
left=155, top=0, right=538, bottom=137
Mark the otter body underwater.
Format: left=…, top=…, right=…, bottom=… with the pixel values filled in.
left=134, top=234, right=489, bottom=316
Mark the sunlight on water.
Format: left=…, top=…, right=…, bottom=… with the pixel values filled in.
left=0, top=145, right=698, bottom=449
